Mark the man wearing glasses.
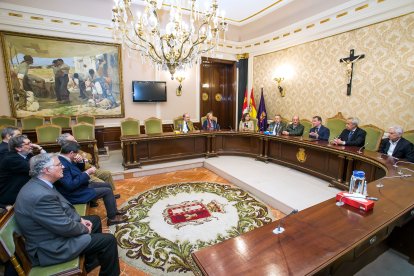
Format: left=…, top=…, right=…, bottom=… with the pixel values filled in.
left=15, top=153, right=120, bottom=275
left=0, top=135, right=45, bottom=207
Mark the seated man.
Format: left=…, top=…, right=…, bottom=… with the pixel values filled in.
left=282, top=115, right=304, bottom=136
left=179, top=113, right=195, bottom=133
left=56, top=133, right=119, bottom=198
left=309, top=116, right=330, bottom=141
left=56, top=141, right=125, bottom=226
left=14, top=153, right=120, bottom=275
left=267, top=114, right=286, bottom=135
left=332, top=117, right=366, bottom=147
left=0, top=135, right=45, bottom=207
left=202, top=112, right=219, bottom=131
left=378, top=126, right=414, bottom=162
left=0, top=126, right=21, bottom=161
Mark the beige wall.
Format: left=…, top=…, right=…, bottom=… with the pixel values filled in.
left=253, top=13, right=414, bottom=131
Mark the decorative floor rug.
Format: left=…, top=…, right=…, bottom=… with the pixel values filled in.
left=110, top=182, right=274, bottom=275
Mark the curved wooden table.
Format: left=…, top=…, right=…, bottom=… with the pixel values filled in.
left=121, top=131, right=414, bottom=275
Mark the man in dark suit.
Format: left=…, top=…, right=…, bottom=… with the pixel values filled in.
left=0, top=126, right=21, bottom=162
left=333, top=117, right=366, bottom=147
left=309, top=116, right=330, bottom=141
left=14, top=153, right=120, bottom=275
left=267, top=114, right=286, bottom=135
left=378, top=126, right=414, bottom=162
left=0, top=135, right=45, bottom=207
left=282, top=115, right=304, bottom=136
left=56, top=141, right=125, bottom=226
left=179, top=113, right=195, bottom=133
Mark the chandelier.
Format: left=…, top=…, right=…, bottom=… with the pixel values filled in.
left=112, top=0, right=228, bottom=79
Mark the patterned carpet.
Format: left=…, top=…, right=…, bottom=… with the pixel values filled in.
left=110, top=182, right=274, bottom=275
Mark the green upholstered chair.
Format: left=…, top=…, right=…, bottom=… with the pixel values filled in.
left=326, top=112, right=347, bottom=141
left=361, top=124, right=384, bottom=151
left=0, top=116, right=17, bottom=127
left=71, top=122, right=95, bottom=140
left=121, top=118, right=140, bottom=136
left=173, top=116, right=184, bottom=131
left=36, top=124, right=62, bottom=144
left=21, top=116, right=44, bottom=130
left=51, top=115, right=71, bottom=128
left=250, top=118, right=258, bottom=132
left=281, top=117, right=290, bottom=126
left=144, top=117, right=163, bottom=134
left=403, top=130, right=414, bottom=144
left=300, top=119, right=312, bottom=135
left=76, top=115, right=95, bottom=125
left=0, top=209, right=85, bottom=276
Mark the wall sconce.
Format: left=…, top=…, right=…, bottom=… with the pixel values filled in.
left=175, top=70, right=186, bottom=96
left=273, top=77, right=285, bottom=97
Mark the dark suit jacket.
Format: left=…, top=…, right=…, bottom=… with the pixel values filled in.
left=56, top=156, right=96, bottom=204
left=286, top=123, right=304, bottom=136
left=309, top=125, right=330, bottom=141
left=378, top=137, right=414, bottom=162
left=14, top=177, right=90, bottom=266
left=338, top=127, right=367, bottom=147
left=0, top=141, right=9, bottom=162
left=202, top=119, right=219, bottom=130
left=0, top=151, right=32, bottom=206
left=267, top=122, right=286, bottom=135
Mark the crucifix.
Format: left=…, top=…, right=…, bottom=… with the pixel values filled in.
left=339, top=49, right=365, bottom=96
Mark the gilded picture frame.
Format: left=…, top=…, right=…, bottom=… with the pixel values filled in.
left=0, top=31, right=125, bottom=118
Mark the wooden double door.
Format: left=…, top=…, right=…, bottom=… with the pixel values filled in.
left=200, top=57, right=236, bottom=130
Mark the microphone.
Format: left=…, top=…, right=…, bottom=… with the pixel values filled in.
left=357, top=142, right=369, bottom=153
left=393, top=160, right=414, bottom=168
left=170, top=124, right=175, bottom=132
left=228, top=125, right=233, bottom=132
left=194, top=125, right=199, bottom=131
left=376, top=174, right=412, bottom=188
left=272, top=209, right=298, bottom=234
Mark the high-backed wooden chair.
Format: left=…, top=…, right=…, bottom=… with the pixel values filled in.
left=200, top=116, right=218, bottom=127
left=0, top=116, right=17, bottom=127
left=71, top=122, right=95, bottom=140
left=76, top=115, right=95, bottom=125
left=36, top=124, right=62, bottom=144
left=173, top=116, right=184, bottom=131
left=300, top=119, right=312, bottom=135
left=144, top=117, right=163, bottom=134
left=403, top=130, right=414, bottom=144
left=250, top=118, right=258, bottom=132
left=326, top=112, right=347, bottom=141
left=21, top=116, right=44, bottom=130
left=281, top=117, right=290, bottom=126
left=120, top=118, right=140, bottom=136
left=361, top=124, right=384, bottom=151
left=51, top=115, right=71, bottom=128
left=0, top=208, right=86, bottom=276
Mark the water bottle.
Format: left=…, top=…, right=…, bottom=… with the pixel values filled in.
left=349, top=170, right=365, bottom=194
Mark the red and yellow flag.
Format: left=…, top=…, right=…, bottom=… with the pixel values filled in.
left=249, top=88, right=257, bottom=119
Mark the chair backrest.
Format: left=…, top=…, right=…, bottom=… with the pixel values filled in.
left=76, top=115, right=95, bottom=125
left=21, top=116, right=44, bottom=130
left=361, top=124, right=384, bottom=151
left=72, top=123, right=95, bottom=140
left=0, top=116, right=17, bottom=127
left=326, top=112, right=347, bottom=140
left=51, top=115, right=71, bottom=128
left=250, top=118, right=258, bottom=132
left=144, top=117, right=163, bottom=134
left=402, top=130, right=414, bottom=144
left=281, top=117, right=290, bottom=126
left=173, top=116, right=184, bottom=131
left=121, top=118, right=140, bottom=136
left=36, top=124, right=62, bottom=144
left=300, top=119, right=312, bottom=135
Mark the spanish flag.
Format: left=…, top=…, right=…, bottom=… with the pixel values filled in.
left=249, top=88, right=257, bottom=120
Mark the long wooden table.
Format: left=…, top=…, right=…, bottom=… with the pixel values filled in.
left=121, top=131, right=414, bottom=275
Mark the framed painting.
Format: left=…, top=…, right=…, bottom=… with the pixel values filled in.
left=0, top=31, right=124, bottom=118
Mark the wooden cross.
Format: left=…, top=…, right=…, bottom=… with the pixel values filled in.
left=339, top=49, right=365, bottom=96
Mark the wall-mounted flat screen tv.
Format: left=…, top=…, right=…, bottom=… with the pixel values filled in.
left=132, top=81, right=167, bottom=102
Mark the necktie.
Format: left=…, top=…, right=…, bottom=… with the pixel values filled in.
left=348, top=131, right=354, bottom=140
left=274, top=123, right=279, bottom=134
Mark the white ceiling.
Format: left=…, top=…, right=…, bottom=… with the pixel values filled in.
left=132, top=0, right=357, bottom=26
